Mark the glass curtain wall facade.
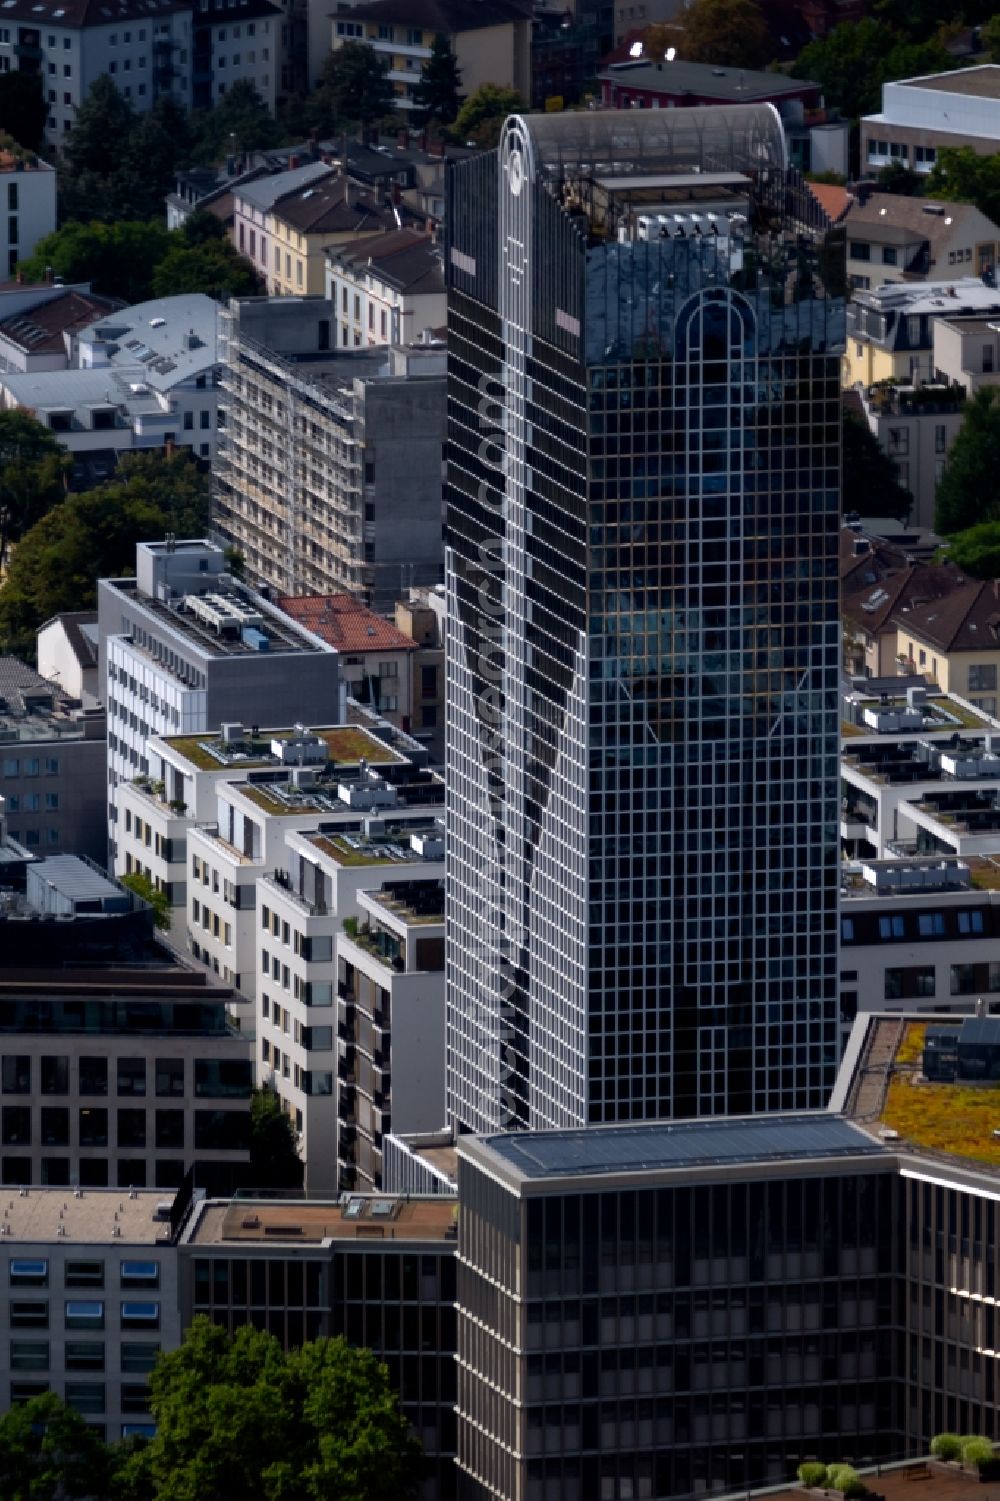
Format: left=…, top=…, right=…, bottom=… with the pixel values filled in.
left=455, top=1153, right=903, bottom=1501
left=445, top=108, right=847, bottom=1133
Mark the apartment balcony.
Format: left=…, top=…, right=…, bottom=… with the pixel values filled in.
left=261, top=870, right=328, bottom=917
left=14, top=40, right=43, bottom=58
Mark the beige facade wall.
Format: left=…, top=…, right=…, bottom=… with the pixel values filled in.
left=455, top=21, right=531, bottom=104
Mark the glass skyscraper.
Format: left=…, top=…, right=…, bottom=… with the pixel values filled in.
left=444, top=107, right=846, bottom=1135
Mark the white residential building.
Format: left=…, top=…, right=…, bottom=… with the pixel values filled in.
left=335, top=876, right=445, bottom=1193
left=0, top=294, right=223, bottom=475
left=861, top=66, right=1000, bottom=178
left=97, top=539, right=342, bottom=861
left=324, top=229, right=445, bottom=351
left=1, top=143, right=55, bottom=280
left=0, top=0, right=193, bottom=145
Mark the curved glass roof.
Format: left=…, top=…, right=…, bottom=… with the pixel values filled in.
left=508, top=104, right=788, bottom=183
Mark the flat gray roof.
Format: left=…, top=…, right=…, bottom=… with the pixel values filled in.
left=28, top=855, right=120, bottom=904
left=466, top=1114, right=886, bottom=1184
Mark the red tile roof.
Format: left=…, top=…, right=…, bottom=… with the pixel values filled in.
left=807, top=181, right=853, bottom=224
left=277, top=594, right=419, bottom=653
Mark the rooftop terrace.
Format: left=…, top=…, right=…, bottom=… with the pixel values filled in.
left=874, top=1021, right=1000, bottom=1171
left=309, top=822, right=443, bottom=867
left=165, top=725, right=399, bottom=773
left=111, top=579, right=326, bottom=661
left=186, top=1193, right=456, bottom=1245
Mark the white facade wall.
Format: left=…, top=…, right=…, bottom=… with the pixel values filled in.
left=208, top=14, right=276, bottom=108
left=2, top=163, right=56, bottom=280
left=0, top=14, right=191, bottom=145
left=325, top=260, right=446, bottom=351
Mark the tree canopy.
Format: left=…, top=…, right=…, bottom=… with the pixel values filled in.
left=121, top=872, right=172, bottom=930
left=936, top=387, right=1000, bottom=535
left=188, top=79, right=285, bottom=165
left=16, top=214, right=257, bottom=303
left=311, top=43, right=396, bottom=137
left=452, top=83, right=523, bottom=149
left=941, top=521, right=1000, bottom=580
left=0, top=73, right=47, bottom=151
left=794, top=20, right=955, bottom=119
left=122, top=1318, right=422, bottom=1501
left=679, top=0, right=771, bottom=68
left=0, top=1391, right=110, bottom=1501
left=0, top=449, right=209, bottom=658
left=843, top=408, right=912, bottom=521
left=0, top=411, right=69, bottom=575
left=16, top=221, right=173, bottom=303
left=927, top=147, right=1000, bottom=226
left=412, top=34, right=462, bottom=128
left=249, top=1085, right=304, bottom=1189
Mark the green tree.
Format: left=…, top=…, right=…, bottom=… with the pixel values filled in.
left=927, top=146, right=1000, bottom=225
left=182, top=209, right=228, bottom=247
left=312, top=42, right=395, bottom=137
left=16, top=220, right=173, bottom=302
left=984, top=12, right=1000, bottom=63
left=939, top=522, right=1000, bottom=579
left=843, top=408, right=912, bottom=520
left=795, top=20, right=955, bottom=119
left=0, top=1391, right=110, bottom=1501
left=961, top=1437, right=995, bottom=1471
left=680, top=0, right=770, bottom=68
left=189, top=79, right=285, bottom=165
left=877, top=160, right=921, bottom=195
left=129, top=1318, right=422, bottom=1501
left=151, top=240, right=261, bottom=300
left=412, top=34, right=462, bottom=128
left=453, top=83, right=522, bottom=149
left=874, top=0, right=993, bottom=43
left=0, top=449, right=209, bottom=656
left=0, top=411, right=69, bottom=573
left=66, top=74, right=138, bottom=181
left=249, top=1085, right=304, bottom=1189
left=936, top=387, right=1000, bottom=534
left=931, top=1434, right=963, bottom=1461
left=0, top=73, right=47, bottom=151
left=121, top=872, right=172, bottom=930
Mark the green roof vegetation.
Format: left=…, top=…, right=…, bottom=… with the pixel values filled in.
left=883, top=1022, right=1000, bottom=1167
left=165, top=726, right=401, bottom=773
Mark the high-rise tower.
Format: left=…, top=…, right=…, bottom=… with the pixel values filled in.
left=445, top=107, right=846, bottom=1134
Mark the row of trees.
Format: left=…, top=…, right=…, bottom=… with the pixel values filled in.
left=0, top=1319, right=421, bottom=1501
left=17, top=209, right=259, bottom=304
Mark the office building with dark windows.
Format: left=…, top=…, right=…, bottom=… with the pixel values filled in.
left=455, top=1114, right=902, bottom=1501
left=179, top=1192, right=458, bottom=1501
left=0, top=854, right=252, bottom=1193
left=444, top=107, right=846, bottom=1134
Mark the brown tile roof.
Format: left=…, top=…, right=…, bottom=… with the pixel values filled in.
left=839, top=527, right=908, bottom=587
left=844, top=562, right=965, bottom=634
left=277, top=594, right=419, bottom=653
left=806, top=180, right=853, bottom=223
left=892, top=577, right=1000, bottom=652
left=0, top=290, right=124, bottom=355
left=272, top=176, right=421, bottom=236
left=844, top=193, right=999, bottom=249
left=326, top=228, right=443, bottom=293
left=346, top=0, right=531, bottom=32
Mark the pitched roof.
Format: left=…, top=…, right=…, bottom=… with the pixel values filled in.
left=345, top=0, right=531, bottom=31
left=839, top=527, right=908, bottom=587
left=844, top=194, right=1000, bottom=248
left=0, top=290, right=124, bottom=355
left=233, top=161, right=333, bottom=214
left=892, top=577, right=1000, bottom=652
left=271, top=176, right=422, bottom=236
left=807, top=180, right=853, bottom=224
left=0, top=0, right=187, bottom=25
left=277, top=594, right=419, bottom=653
left=844, top=562, right=965, bottom=635
left=326, top=228, right=443, bottom=293
left=40, top=611, right=98, bottom=671
left=600, top=58, right=818, bottom=101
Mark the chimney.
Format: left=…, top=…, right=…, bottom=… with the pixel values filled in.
left=397, top=128, right=408, bottom=147
left=392, top=182, right=401, bottom=205
left=288, top=152, right=301, bottom=169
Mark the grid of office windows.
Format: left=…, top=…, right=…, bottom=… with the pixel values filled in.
left=455, top=1162, right=903, bottom=1501
left=445, top=110, right=845, bottom=1135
